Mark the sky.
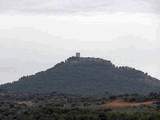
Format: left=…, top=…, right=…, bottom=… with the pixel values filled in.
left=0, top=0, right=160, bottom=84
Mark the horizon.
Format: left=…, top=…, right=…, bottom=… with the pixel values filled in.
left=0, top=0, right=160, bottom=84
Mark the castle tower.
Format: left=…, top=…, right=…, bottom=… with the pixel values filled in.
left=76, top=52, right=80, bottom=58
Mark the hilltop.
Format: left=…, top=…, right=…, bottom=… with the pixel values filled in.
left=1, top=55, right=160, bottom=96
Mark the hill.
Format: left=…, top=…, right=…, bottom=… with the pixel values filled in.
left=1, top=56, right=160, bottom=96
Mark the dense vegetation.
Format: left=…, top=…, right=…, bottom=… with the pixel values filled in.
left=1, top=105, right=160, bottom=120
left=0, top=92, right=160, bottom=120
left=1, top=57, right=160, bottom=96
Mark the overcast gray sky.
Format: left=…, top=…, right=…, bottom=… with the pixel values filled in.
left=0, top=0, right=160, bottom=14
left=0, top=0, right=160, bottom=84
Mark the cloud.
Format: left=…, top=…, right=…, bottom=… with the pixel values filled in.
left=0, top=0, right=159, bottom=14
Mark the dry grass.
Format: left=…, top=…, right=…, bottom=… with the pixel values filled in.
left=102, top=99, right=155, bottom=109
left=17, top=101, right=33, bottom=106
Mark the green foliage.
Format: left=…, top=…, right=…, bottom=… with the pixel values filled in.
left=1, top=102, right=160, bottom=120
left=0, top=91, right=160, bottom=120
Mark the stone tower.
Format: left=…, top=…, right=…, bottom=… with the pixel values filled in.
left=76, top=52, right=80, bottom=58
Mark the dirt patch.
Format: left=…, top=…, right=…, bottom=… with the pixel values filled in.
left=17, top=101, right=33, bottom=107
left=102, top=99, right=155, bottom=109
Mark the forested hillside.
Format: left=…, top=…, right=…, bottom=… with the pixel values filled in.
left=1, top=56, right=160, bottom=96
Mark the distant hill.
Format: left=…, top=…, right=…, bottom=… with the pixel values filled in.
left=1, top=56, right=160, bottom=96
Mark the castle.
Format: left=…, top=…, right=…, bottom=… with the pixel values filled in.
left=76, top=52, right=80, bottom=58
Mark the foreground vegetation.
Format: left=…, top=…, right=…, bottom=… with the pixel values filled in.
left=1, top=105, right=160, bottom=120
left=0, top=92, right=160, bottom=120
